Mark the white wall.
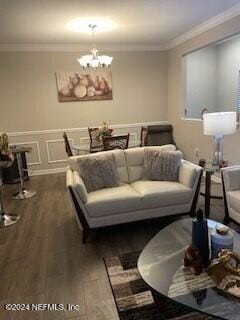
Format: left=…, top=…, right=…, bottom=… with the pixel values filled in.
left=0, top=50, right=168, bottom=174
left=0, top=51, right=168, bottom=132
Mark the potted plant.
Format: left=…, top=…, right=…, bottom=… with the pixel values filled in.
left=97, top=122, right=113, bottom=138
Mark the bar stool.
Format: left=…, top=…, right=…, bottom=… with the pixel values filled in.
left=0, top=134, right=20, bottom=227
left=11, top=147, right=36, bottom=199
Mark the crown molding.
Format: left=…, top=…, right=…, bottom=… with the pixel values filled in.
left=0, top=43, right=167, bottom=52
left=166, top=3, right=240, bottom=49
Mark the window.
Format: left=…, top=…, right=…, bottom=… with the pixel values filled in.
left=237, top=70, right=240, bottom=114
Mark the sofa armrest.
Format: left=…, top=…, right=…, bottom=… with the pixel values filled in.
left=179, top=160, right=202, bottom=189
left=66, top=166, right=88, bottom=203
left=221, top=166, right=240, bottom=192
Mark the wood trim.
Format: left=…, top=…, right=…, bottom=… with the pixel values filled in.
left=0, top=43, right=167, bottom=52
left=7, top=121, right=169, bottom=137
left=45, top=139, right=74, bottom=164
left=30, top=167, right=66, bottom=176
left=166, top=3, right=240, bottom=49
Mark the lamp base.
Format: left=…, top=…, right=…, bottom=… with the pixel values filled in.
left=212, top=134, right=224, bottom=167
left=0, top=213, right=20, bottom=227
left=12, top=189, right=37, bottom=200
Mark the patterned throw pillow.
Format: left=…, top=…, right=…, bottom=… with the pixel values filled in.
left=78, top=153, right=120, bottom=192
left=144, top=149, right=182, bottom=181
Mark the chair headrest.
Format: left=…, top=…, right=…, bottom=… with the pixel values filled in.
left=147, top=125, right=173, bottom=133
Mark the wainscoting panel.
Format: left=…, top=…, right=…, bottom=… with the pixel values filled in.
left=7, top=121, right=168, bottom=176
left=9, top=141, right=42, bottom=166
left=46, top=139, right=73, bottom=164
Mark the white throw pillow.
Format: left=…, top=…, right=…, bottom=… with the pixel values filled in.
left=78, top=153, right=120, bottom=192
left=143, top=149, right=182, bottom=181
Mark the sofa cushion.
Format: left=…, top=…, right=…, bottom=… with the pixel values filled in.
left=68, top=149, right=128, bottom=184
left=143, top=150, right=182, bottom=181
left=228, top=190, right=240, bottom=213
left=86, top=184, right=142, bottom=217
left=78, top=153, right=120, bottom=192
left=131, top=180, right=192, bottom=209
left=125, top=145, right=176, bottom=183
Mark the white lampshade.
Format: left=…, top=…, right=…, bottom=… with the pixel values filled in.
left=203, top=112, right=236, bottom=136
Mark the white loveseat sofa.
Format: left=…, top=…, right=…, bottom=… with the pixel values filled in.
left=67, top=145, right=203, bottom=242
left=222, top=166, right=240, bottom=224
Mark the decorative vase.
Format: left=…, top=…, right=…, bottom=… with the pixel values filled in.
left=192, top=209, right=210, bottom=267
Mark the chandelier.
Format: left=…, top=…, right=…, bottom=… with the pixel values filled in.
left=78, top=24, right=113, bottom=69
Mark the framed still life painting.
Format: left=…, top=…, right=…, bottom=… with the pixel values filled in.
left=56, top=70, right=113, bottom=102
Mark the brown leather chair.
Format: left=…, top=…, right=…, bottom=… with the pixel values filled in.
left=102, top=134, right=129, bottom=150
left=63, top=132, right=73, bottom=157
left=140, top=125, right=175, bottom=147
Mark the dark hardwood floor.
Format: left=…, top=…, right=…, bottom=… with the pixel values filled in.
left=0, top=173, right=225, bottom=320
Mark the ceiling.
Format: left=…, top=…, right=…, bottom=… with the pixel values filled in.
left=1, top=0, right=240, bottom=50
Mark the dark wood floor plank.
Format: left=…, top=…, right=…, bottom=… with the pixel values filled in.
left=84, top=279, right=119, bottom=320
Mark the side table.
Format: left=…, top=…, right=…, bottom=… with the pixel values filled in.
left=11, top=146, right=37, bottom=199
left=200, top=166, right=223, bottom=218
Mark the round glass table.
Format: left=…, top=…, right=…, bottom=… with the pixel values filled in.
left=138, top=218, right=240, bottom=320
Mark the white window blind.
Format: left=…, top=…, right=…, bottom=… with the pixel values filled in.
left=237, top=70, right=240, bottom=113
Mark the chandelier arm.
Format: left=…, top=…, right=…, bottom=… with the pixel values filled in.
left=78, top=23, right=113, bottom=69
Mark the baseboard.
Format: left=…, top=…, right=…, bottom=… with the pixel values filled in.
left=30, top=167, right=67, bottom=176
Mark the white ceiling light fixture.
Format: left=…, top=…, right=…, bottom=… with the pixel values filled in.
left=67, top=17, right=116, bottom=33
left=77, top=24, right=113, bottom=69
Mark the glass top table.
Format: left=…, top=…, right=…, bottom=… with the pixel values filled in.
left=138, top=218, right=240, bottom=320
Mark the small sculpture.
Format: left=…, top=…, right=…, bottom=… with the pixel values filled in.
left=208, top=250, right=240, bottom=300
left=183, top=245, right=203, bottom=275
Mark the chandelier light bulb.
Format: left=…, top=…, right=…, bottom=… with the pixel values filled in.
left=77, top=24, right=113, bottom=69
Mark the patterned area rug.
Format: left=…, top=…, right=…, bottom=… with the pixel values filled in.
left=104, top=251, right=213, bottom=320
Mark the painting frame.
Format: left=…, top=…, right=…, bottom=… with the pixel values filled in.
left=56, top=70, right=113, bottom=102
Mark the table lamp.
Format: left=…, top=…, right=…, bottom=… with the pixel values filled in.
left=203, top=112, right=236, bottom=166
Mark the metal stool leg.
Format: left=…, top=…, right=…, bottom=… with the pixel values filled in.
left=12, top=152, right=36, bottom=200
left=0, top=170, right=20, bottom=227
